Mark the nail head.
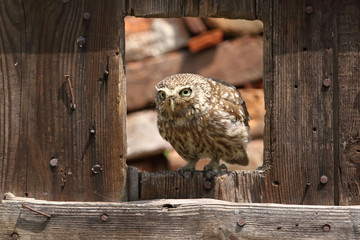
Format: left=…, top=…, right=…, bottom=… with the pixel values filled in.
left=50, top=158, right=58, bottom=167
left=237, top=218, right=246, bottom=227
left=76, top=36, right=86, bottom=47
left=306, top=6, right=313, bottom=14
left=203, top=181, right=212, bottom=190
left=322, top=224, right=331, bottom=232
left=323, top=78, right=331, bottom=87
left=90, top=129, right=96, bottom=134
left=101, top=214, right=109, bottom=221
left=320, top=175, right=328, bottom=184
left=83, top=12, right=91, bottom=20
left=11, top=232, right=19, bottom=240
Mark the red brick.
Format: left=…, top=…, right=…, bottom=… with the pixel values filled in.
left=188, top=29, right=224, bottom=53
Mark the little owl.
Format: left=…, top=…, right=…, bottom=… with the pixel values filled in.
left=155, top=73, right=250, bottom=171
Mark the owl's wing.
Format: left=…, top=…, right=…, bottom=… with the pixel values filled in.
left=207, top=77, right=251, bottom=128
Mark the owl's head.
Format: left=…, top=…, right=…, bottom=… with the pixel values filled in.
left=155, top=73, right=210, bottom=119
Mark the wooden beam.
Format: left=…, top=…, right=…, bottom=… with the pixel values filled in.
left=139, top=170, right=266, bottom=203
left=125, top=0, right=257, bottom=19
left=1, top=197, right=360, bottom=239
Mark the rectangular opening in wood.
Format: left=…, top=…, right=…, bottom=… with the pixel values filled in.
left=125, top=17, right=264, bottom=173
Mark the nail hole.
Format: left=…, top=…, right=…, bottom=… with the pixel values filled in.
left=162, top=204, right=177, bottom=208
left=115, top=51, right=120, bottom=56
left=24, top=192, right=28, bottom=197
left=294, top=84, right=298, bottom=89
left=277, top=226, right=282, bottom=230
left=272, top=181, right=280, bottom=186
left=356, top=149, right=360, bottom=153
left=313, top=127, right=317, bottom=132
left=175, top=187, right=179, bottom=191
left=295, top=223, right=299, bottom=227
left=303, top=47, right=307, bottom=51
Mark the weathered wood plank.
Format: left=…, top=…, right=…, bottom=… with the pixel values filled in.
left=126, top=0, right=257, bottom=19
left=0, top=0, right=127, bottom=201
left=264, top=0, right=336, bottom=204
left=1, top=197, right=360, bottom=239
left=140, top=170, right=266, bottom=202
left=336, top=1, right=360, bottom=205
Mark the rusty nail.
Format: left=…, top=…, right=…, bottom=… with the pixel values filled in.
left=92, top=164, right=102, bottom=174
left=50, top=158, right=58, bottom=167
left=322, top=224, right=331, bottom=232
left=11, top=232, right=19, bottom=240
left=101, top=214, right=109, bottom=221
left=320, top=175, right=328, bottom=184
left=65, top=75, right=76, bottom=110
left=76, top=36, right=86, bottom=47
left=306, top=6, right=313, bottom=14
left=323, top=78, right=331, bottom=87
left=22, top=203, right=52, bottom=218
left=83, top=12, right=91, bottom=20
left=203, top=181, right=212, bottom=190
left=237, top=218, right=246, bottom=227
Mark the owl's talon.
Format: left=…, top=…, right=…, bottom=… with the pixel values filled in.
left=219, top=164, right=228, bottom=172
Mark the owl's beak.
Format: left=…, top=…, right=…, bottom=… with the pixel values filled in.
left=170, top=98, right=175, bottom=112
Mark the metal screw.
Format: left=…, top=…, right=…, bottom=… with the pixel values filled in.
left=320, top=175, right=328, bottom=184
left=237, top=218, right=246, bottom=227
left=11, top=232, right=19, bottom=240
left=76, top=36, right=86, bottom=47
left=203, top=181, right=212, bottom=190
left=92, top=164, right=102, bottom=174
left=323, top=78, right=331, bottom=87
left=101, top=214, right=109, bottom=221
left=306, top=6, right=313, bottom=14
left=50, top=158, right=58, bottom=167
left=322, top=224, right=331, bottom=232
left=83, top=12, right=91, bottom=20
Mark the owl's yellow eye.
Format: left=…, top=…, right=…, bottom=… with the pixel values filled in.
left=158, top=91, right=166, bottom=100
left=179, top=88, right=192, bottom=97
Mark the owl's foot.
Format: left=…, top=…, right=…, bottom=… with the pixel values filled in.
left=178, top=162, right=196, bottom=172
left=203, top=160, right=226, bottom=172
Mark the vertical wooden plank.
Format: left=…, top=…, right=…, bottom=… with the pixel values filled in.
left=0, top=0, right=26, bottom=197
left=336, top=1, right=360, bottom=205
left=264, top=0, right=335, bottom=204
left=0, top=0, right=127, bottom=201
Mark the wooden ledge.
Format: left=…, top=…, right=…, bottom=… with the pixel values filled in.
left=1, top=197, right=359, bottom=239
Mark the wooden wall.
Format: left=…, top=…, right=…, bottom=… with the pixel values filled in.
left=127, top=0, right=360, bottom=205
left=0, top=0, right=127, bottom=201
left=0, top=0, right=359, bottom=205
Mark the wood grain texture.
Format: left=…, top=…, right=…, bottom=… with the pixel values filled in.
left=125, top=0, right=257, bottom=19
left=336, top=1, right=360, bottom=205
left=0, top=0, right=127, bottom=201
left=1, top=197, right=360, bottom=239
left=140, top=170, right=266, bottom=202
left=262, top=0, right=336, bottom=204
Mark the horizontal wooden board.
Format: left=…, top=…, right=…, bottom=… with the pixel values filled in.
left=1, top=197, right=360, bottom=239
